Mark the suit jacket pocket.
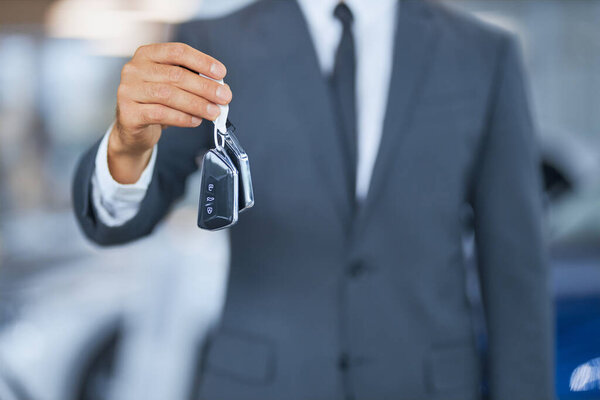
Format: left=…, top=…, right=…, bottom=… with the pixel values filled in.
left=203, top=328, right=276, bottom=385
left=426, top=342, right=481, bottom=397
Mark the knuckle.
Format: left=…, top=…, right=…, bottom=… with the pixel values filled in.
left=191, top=98, right=205, bottom=113
left=151, top=62, right=163, bottom=77
left=134, top=45, right=147, bottom=58
left=149, top=83, right=171, bottom=100
left=116, top=84, right=128, bottom=100
left=168, top=66, right=183, bottom=83
left=121, top=62, right=135, bottom=80
left=144, top=106, right=165, bottom=123
left=178, top=114, right=192, bottom=126
left=168, top=43, right=186, bottom=61
left=198, top=79, right=209, bottom=94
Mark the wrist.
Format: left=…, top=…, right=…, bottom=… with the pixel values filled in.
left=107, top=125, right=153, bottom=184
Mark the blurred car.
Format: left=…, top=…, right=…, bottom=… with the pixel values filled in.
left=0, top=208, right=229, bottom=400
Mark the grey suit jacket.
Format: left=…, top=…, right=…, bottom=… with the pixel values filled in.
left=73, top=1, right=554, bottom=399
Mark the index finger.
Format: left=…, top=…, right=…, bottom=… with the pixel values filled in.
left=138, top=42, right=227, bottom=80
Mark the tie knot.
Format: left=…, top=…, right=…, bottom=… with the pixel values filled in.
left=333, top=2, right=354, bottom=27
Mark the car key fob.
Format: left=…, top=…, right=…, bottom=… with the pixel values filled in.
left=223, top=122, right=254, bottom=212
left=197, top=148, right=239, bottom=230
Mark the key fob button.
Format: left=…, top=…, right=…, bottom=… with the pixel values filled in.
left=197, top=150, right=239, bottom=230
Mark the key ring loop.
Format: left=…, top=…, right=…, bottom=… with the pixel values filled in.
left=213, top=124, right=226, bottom=149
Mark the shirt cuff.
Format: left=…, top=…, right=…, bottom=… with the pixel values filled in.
left=90, top=123, right=157, bottom=227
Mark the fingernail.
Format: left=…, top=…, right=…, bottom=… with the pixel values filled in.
left=206, top=103, right=220, bottom=119
left=210, top=63, right=225, bottom=77
left=191, top=117, right=202, bottom=126
left=216, top=85, right=231, bottom=102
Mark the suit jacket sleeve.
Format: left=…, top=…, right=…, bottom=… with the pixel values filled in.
left=471, top=36, right=554, bottom=399
left=72, top=23, right=213, bottom=246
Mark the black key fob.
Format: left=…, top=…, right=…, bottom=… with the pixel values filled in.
left=197, top=148, right=239, bottom=230
left=223, top=122, right=254, bottom=212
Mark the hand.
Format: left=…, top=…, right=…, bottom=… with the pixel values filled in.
left=108, top=42, right=232, bottom=183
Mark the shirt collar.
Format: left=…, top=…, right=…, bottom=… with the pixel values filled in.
left=297, top=0, right=398, bottom=27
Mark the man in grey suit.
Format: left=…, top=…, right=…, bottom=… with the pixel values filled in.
left=72, top=0, right=554, bottom=399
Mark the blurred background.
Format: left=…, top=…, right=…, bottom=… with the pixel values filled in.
left=0, top=0, right=599, bottom=399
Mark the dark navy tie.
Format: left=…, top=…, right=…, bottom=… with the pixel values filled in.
left=330, top=2, right=357, bottom=202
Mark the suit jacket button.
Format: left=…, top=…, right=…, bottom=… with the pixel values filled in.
left=347, top=261, right=365, bottom=278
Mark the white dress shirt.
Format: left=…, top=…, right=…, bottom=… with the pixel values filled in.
left=92, top=0, right=398, bottom=226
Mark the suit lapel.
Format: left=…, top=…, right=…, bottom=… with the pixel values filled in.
left=255, top=0, right=441, bottom=233
left=353, top=0, right=441, bottom=236
left=257, top=0, right=354, bottom=224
